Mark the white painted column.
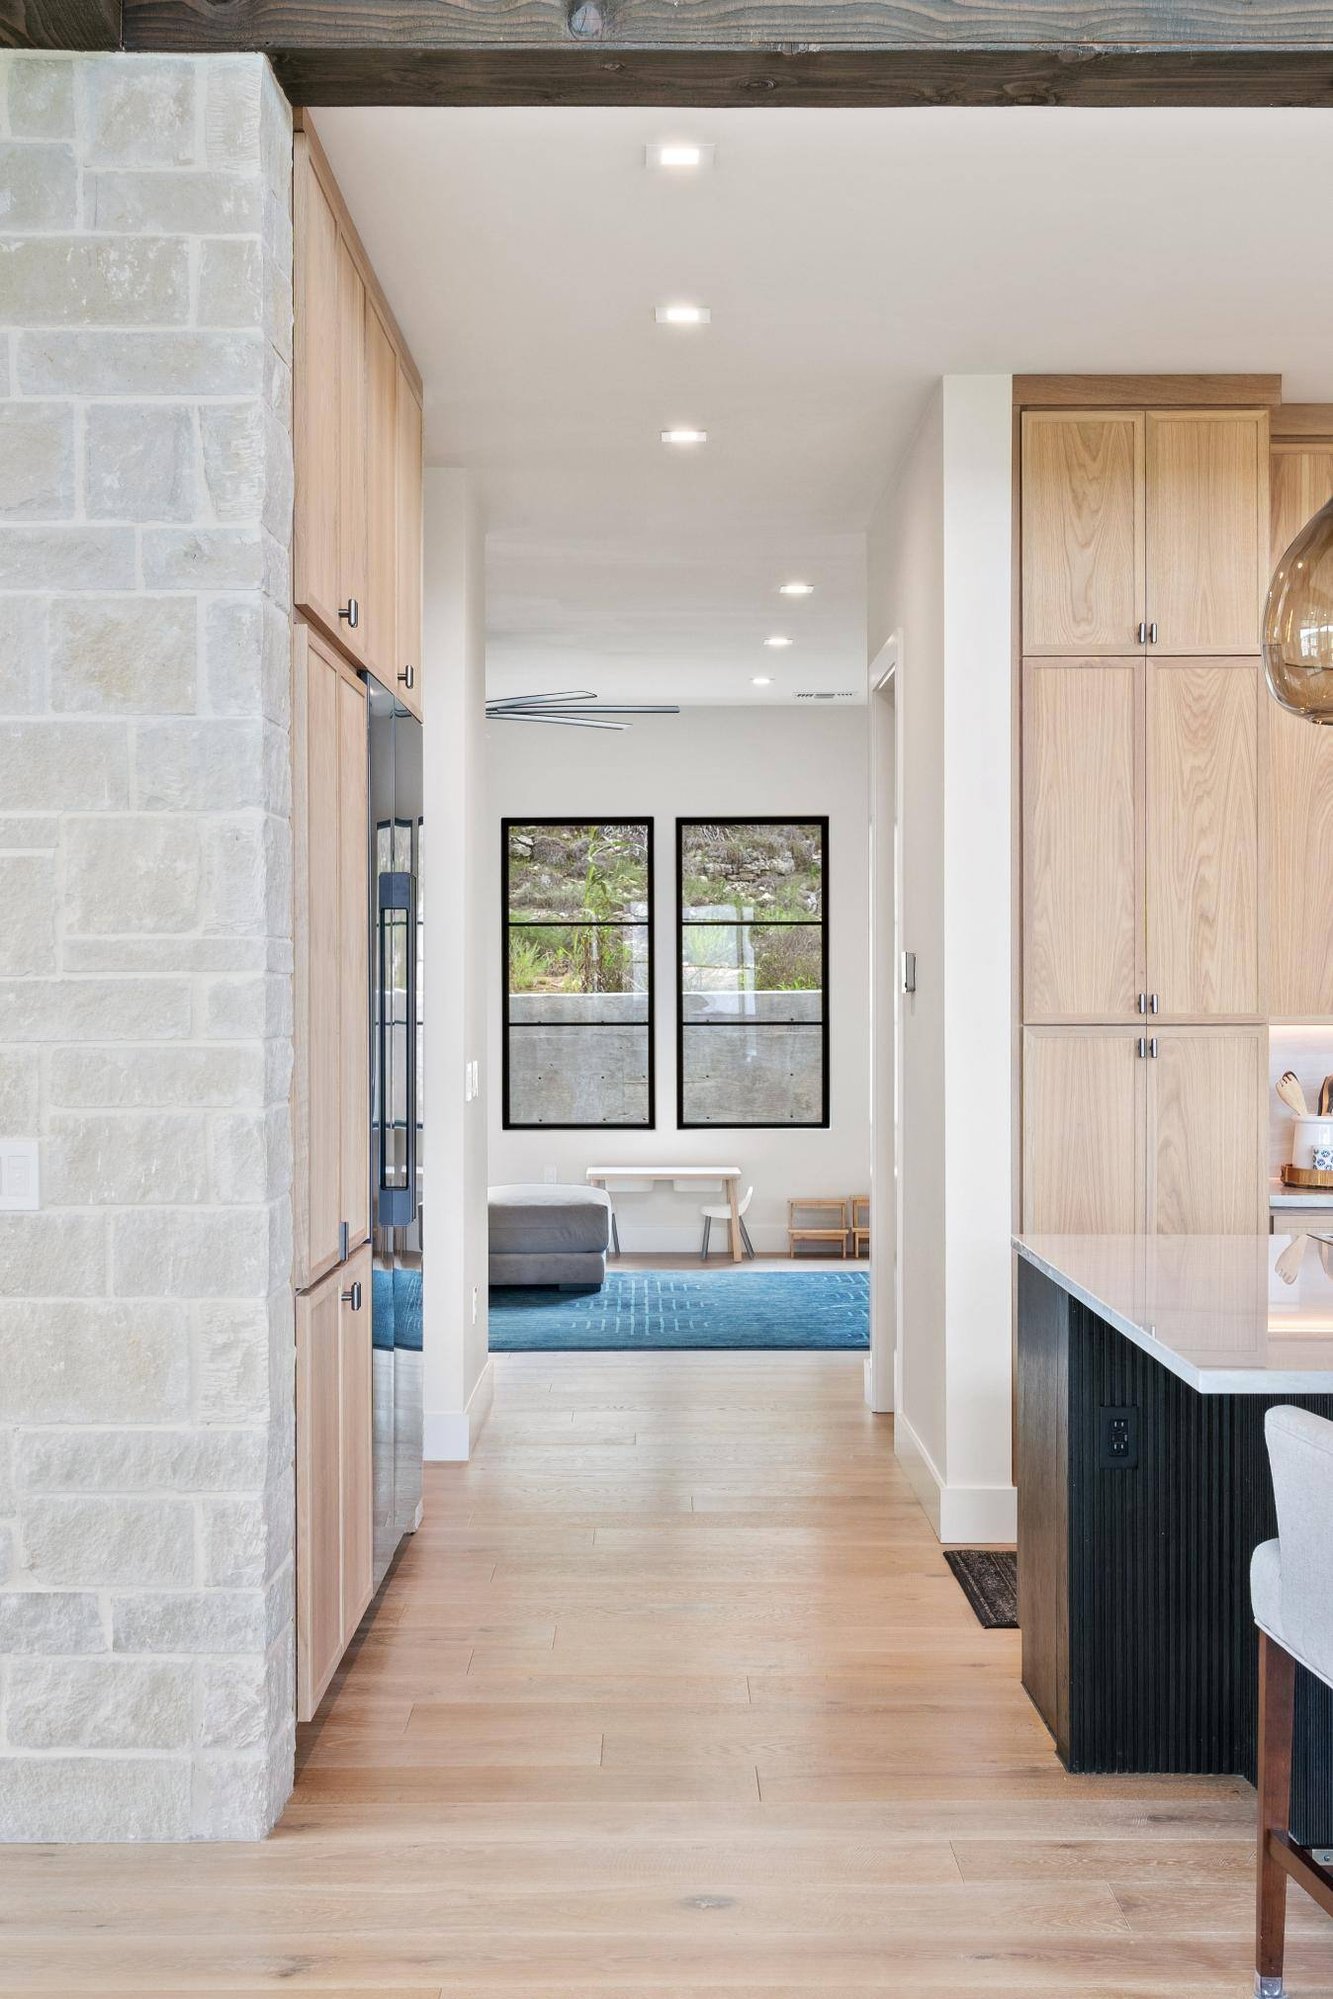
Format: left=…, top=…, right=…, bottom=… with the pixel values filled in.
left=421, top=468, right=492, bottom=1459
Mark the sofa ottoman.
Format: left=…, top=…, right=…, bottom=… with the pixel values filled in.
left=488, top=1183, right=613, bottom=1288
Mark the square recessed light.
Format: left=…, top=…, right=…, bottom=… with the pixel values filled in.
left=655, top=304, right=711, bottom=327
left=662, top=428, right=707, bottom=446
left=779, top=581, right=814, bottom=596
left=752, top=676, right=773, bottom=686
left=646, top=142, right=715, bottom=171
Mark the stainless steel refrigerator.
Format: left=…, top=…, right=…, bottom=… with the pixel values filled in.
left=367, top=675, right=424, bottom=1588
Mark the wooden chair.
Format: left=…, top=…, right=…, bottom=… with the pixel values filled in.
left=1253, top=1405, right=1333, bottom=1997
left=787, top=1199, right=847, bottom=1259
left=850, top=1194, right=870, bottom=1258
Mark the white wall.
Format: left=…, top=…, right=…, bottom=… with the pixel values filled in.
left=866, top=376, right=1016, bottom=1544
left=487, top=707, right=871, bottom=1254
left=422, top=470, right=492, bottom=1459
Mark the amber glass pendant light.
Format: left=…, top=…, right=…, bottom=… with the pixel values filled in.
left=1264, top=497, right=1333, bottom=723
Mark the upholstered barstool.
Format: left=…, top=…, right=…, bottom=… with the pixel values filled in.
left=1252, top=1406, right=1333, bottom=1997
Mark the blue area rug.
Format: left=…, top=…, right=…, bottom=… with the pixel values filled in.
left=488, top=1269, right=870, bottom=1352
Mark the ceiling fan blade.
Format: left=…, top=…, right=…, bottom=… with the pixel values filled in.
left=488, top=710, right=627, bottom=730
left=485, top=690, right=597, bottom=711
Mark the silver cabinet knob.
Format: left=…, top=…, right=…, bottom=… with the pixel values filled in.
left=340, top=1280, right=362, bottom=1311
left=398, top=663, right=415, bottom=690
left=338, top=598, right=360, bottom=630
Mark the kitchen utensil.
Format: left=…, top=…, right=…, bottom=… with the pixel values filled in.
left=1277, top=1071, right=1311, bottom=1118
left=1275, top=1233, right=1308, bottom=1285
left=1320, top=1075, right=1333, bottom=1116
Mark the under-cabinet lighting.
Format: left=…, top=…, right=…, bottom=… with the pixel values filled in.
left=779, top=581, right=814, bottom=596
left=655, top=304, right=711, bottom=327
left=662, top=428, right=707, bottom=446
left=764, top=635, right=793, bottom=649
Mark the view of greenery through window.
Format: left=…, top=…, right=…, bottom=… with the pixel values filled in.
left=678, top=820, right=828, bottom=1128
left=503, top=821, right=653, bottom=1128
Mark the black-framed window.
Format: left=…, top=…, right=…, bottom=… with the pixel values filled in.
left=502, top=819, right=654, bottom=1129
left=676, top=818, right=829, bottom=1129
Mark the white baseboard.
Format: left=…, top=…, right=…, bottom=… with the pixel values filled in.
left=893, top=1407, right=1016, bottom=1546
left=423, top=1356, right=495, bottom=1463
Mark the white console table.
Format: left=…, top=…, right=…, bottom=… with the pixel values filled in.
left=585, top=1165, right=744, bottom=1263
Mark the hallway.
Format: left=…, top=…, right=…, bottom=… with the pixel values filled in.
left=0, top=1352, right=1325, bottom=1994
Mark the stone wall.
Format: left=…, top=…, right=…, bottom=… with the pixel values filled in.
left=0, top=51, right=296, bottom=1840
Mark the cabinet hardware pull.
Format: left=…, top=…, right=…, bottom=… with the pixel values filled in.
left=340, top=1281, right=362, bottom=1311
left=1148, top=1036, right=1159, bottom=1059
left=1148, top=620, right=1158, bottom=645
left=1137, top=1036, right=1148, bottom=1059
left=338, top=1220, right=349, bottom=1263
left=1137, top=621, right=1148, bottom=645
left=1149, top=992, right=1159, bottom=1015
left=1137, top=992, right=1148, bottom=1014
left=339, top=598, right=360, bottom=630
left=398, top=663, right=415, bottom=690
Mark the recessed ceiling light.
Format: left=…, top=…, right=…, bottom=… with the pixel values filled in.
left=764, top=635, right=793, bottom=648
left=662, top=428, right=707, bottom=446
left=752, top=676, right=773, bottom=686
left=779, top=581, right=814, bottom=596
left=646, top=143, right=715, bottom=171
left=655, top=304, right=711, bottom=327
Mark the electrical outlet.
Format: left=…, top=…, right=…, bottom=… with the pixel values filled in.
left=543, top=1165, right=557, bottom=1184
left=1098, top=1406, right=1139, bottom=1469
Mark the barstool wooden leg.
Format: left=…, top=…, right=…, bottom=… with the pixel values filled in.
left=1257, top=1628, right=1298, bottom=1997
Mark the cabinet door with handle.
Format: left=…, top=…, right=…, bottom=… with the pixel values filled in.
left=1146, top=660, right=1260, bottom=1018
left=394, top=364, right=423, bottom=718
left=1148, top=1027, right=1265, bottom=1234
left=335, top=239, right=370, bottom=664
left=1145, top=411, right=1268, bottom=655
left=296, top=1244, right=373, bottom=1721
left=364, top=301, right=398, bottom=685
left=338, top=670, right=370, bottom=1253
left=1021, top=412, right=1145, bottom=655
left=1022, top=1028, right=1146, bottom=1234
left=293, top=139, right=342, bottom=642
left=1023, top=658, right=1143, bottom=1021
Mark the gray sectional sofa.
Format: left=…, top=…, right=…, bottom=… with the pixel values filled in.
left=487, top=1183, right=614, bottom=1288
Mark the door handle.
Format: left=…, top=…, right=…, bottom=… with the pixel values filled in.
left=398, top=663, right=415, bottom=690
left=1137, top=621, right=1148, bottom=646
left=1148, top=1036, right=1159, bottom=1060
left=339, top=598, right=360, bottom=630
left=1147, top=620, right=1158, bottom=645
left=341, top=1280, right=362, bottom=1310
left=901, top=950, right=917, bottom=995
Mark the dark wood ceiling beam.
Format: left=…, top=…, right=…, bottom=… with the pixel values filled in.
left=0, top=1, right=120, bottom=47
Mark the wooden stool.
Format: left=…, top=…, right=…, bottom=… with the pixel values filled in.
left=1253, top=1406, right=1333, bottom=1997
left=787, top=1199, right=848, bottom=1259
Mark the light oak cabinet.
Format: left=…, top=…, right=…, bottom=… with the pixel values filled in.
left=296, top=1242, right=373, bottom=1722
left=1268, top=437, right=1333, bottom=1019
left=293, top=620, right=368, bottom=1290
left=294, top=116, right=424, bottom=716
left=1023, top=657, right=1261, bottom=1023
left=1023, top=1026, right=1265, bottom=1235
left=1022, top=408, right=1269, bottom=656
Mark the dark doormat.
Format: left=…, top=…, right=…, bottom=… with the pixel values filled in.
left=944, top=1549, right=1018, bottom=1629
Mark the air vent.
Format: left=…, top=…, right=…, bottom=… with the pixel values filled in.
left=795, top=690, right=857, bottom=701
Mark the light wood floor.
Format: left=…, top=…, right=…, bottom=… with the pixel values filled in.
left=3, top=1350, right=1331, bottom=1996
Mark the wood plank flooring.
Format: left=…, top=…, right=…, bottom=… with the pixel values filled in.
left=2, top=1349, right=1331, bottom=1995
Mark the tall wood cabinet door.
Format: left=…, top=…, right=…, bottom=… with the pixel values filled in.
left=1023, top=658, right=1143, bottom=1020
left=338, top=1243, right=374, bottom=1639
left=1021, top=412, right=1145, bottom=655
left=1145, top=412, right=1268, bottom=654
left=1268, top=702, right=1333, bottom=1016
left=338, top=672, right=370, bottom=1252
left=293, top=625, right=343, bottom=1288
left=394, top=367, right=423, bottom=719
left=1022, top=1029, right=1145, bottom=1234
left=1146, top=660, right=1260, bottom=1018
left=293, top=144, right=341, bottom=639
left=364, top=304, right=398, bottom=685
left=336, top=240, right=369, bottom=666
left=296, top=1266, right=343, bottom=1722
left=1148, top=1028, right=1265, bottom=1234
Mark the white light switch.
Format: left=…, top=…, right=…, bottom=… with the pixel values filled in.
left=0, top=1140, right=39, bottom=1211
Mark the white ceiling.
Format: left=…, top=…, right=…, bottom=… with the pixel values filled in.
left=316, top=106, right=1333, bottom=706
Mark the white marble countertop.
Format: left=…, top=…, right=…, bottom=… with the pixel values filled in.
left=1015, top=1233, right=1333, bottom=1395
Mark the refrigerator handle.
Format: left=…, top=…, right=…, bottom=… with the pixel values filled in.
left=377, top=869, right=416, bottom=1228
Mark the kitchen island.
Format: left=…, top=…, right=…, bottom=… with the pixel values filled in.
left=1015, top=1232, right=1333, bottom=1847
